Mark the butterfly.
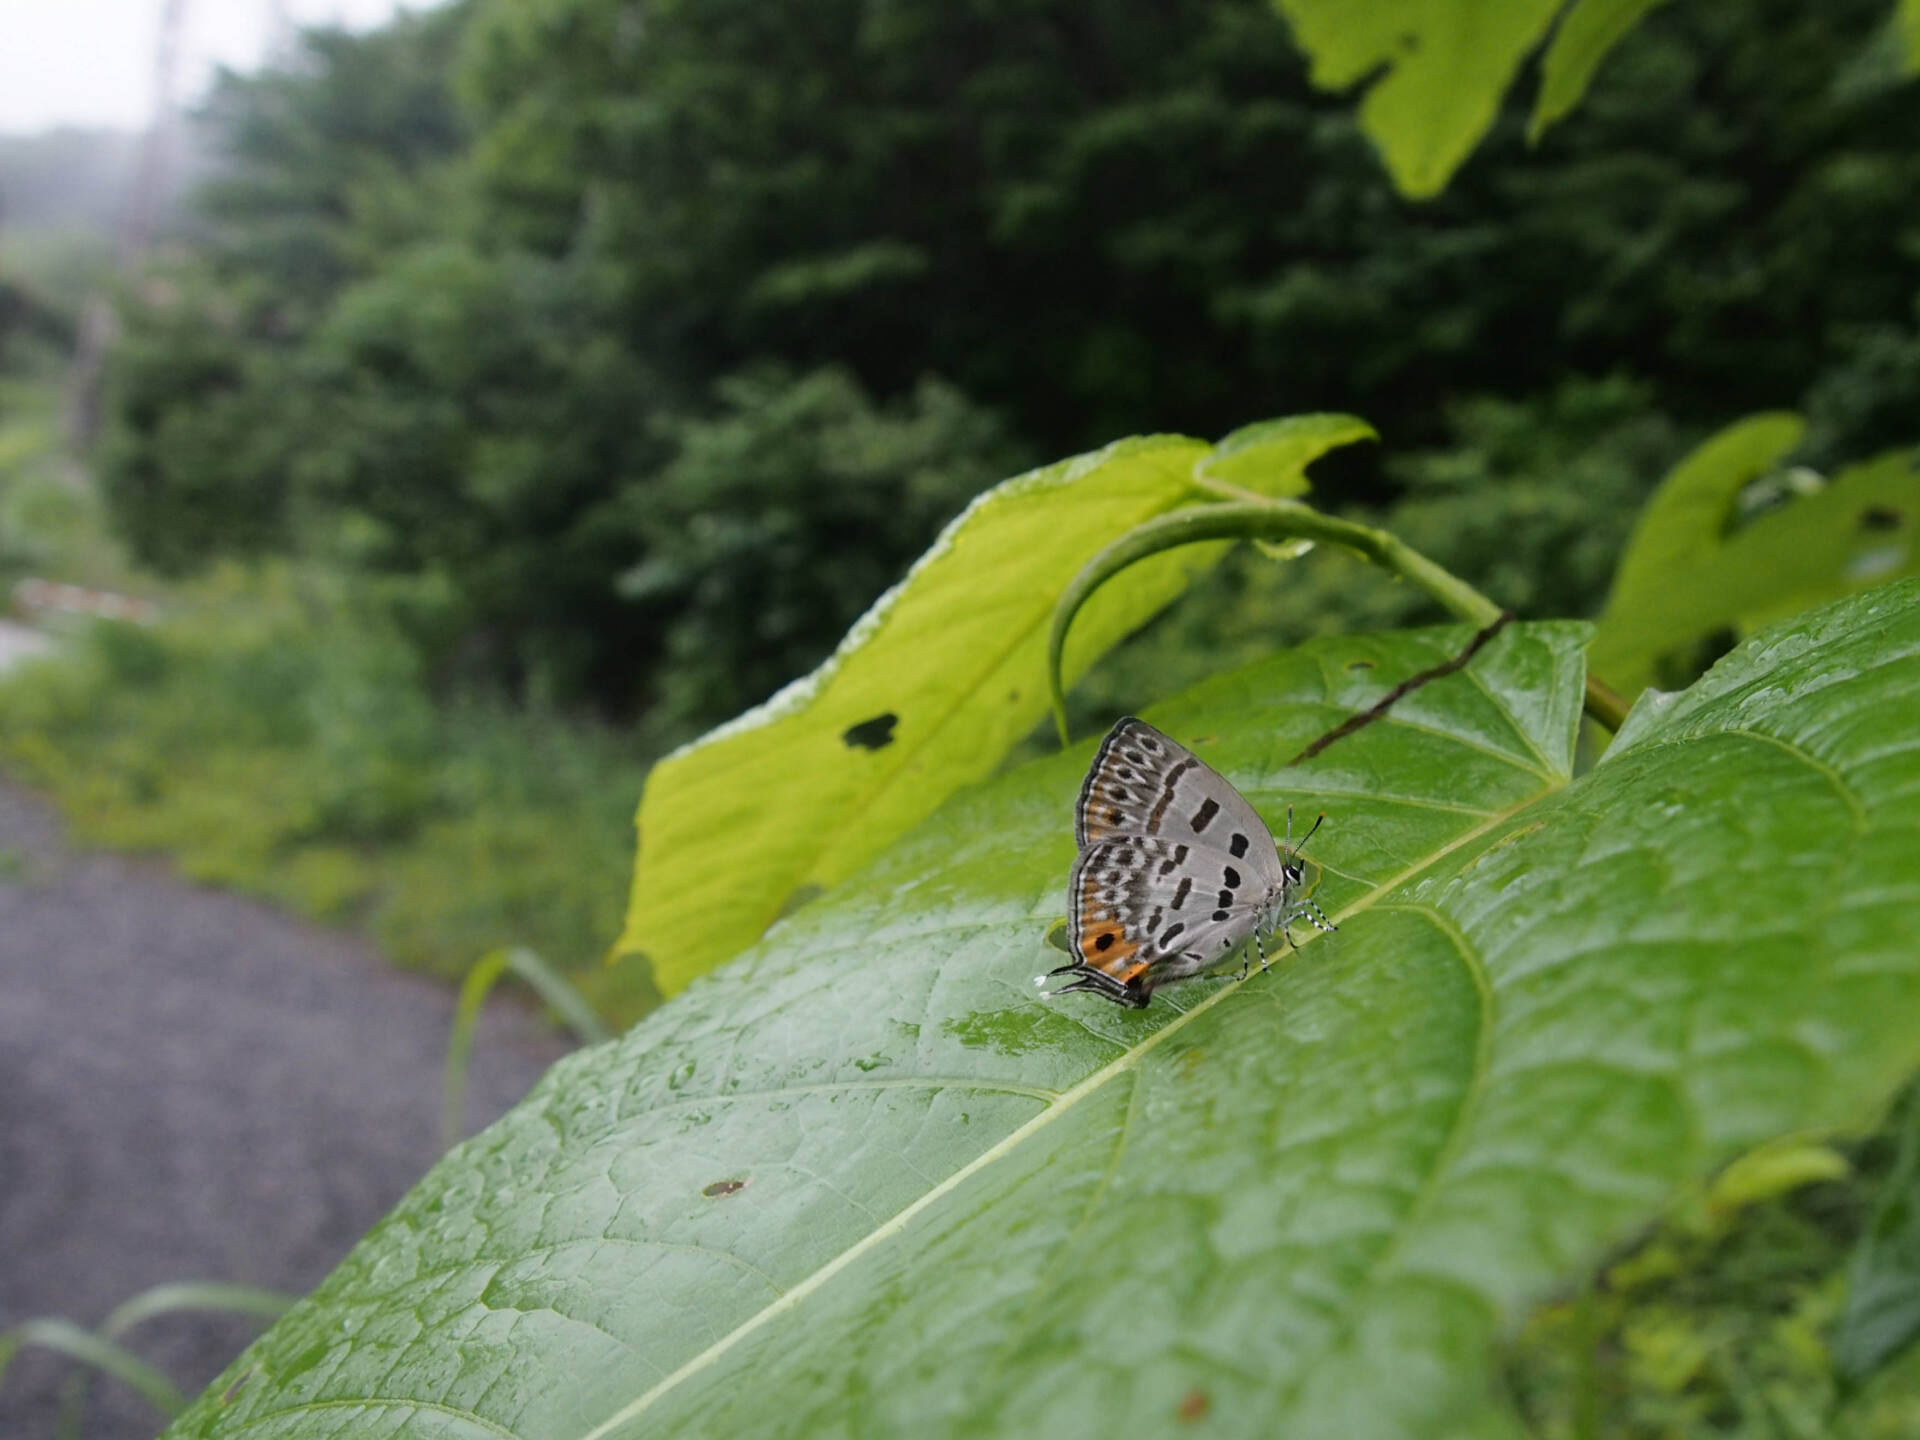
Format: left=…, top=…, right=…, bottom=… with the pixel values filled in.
left=1038, top=717, right=1333, bottom=1009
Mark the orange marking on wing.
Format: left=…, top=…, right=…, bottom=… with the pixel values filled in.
left=1078, top=801, right=1128, bottom=844
left=1076, top=922, right=1142, bottom=977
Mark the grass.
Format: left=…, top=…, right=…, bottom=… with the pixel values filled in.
left=0, top=1281, right=292, bottom=1437
left=1506, top=1110, right=1920, bottom=1437
left=0, top=568, right=663, bottom=1024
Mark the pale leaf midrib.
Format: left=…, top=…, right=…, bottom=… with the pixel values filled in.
left=575, top=782, right=1562, bottom=1440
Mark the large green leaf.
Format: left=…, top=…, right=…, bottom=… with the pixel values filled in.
left=1268, top=0, right=1563, bottom=198
left=169, top=582, right=1920, bottom=1438
left=1591, top=412, right=1920, bottom=697
left=619, top=420, right=1374, bottom=996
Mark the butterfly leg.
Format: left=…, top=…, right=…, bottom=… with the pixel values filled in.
left=1299, top=898, right=1338, bottom=934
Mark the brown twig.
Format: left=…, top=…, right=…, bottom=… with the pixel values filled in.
left=1290, top=611, right=1517, bottom=766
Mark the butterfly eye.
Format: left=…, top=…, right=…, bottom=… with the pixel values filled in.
left=1284, top=863, right=1304, bottom=885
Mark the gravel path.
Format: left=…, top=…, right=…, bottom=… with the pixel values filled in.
left=0, top=620, right=52, bottom=674
left=0, top=779, right=576, bottom=1440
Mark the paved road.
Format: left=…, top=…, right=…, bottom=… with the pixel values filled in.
left=0, top=620, right=52, bottom=675
left=0, top=780, right=576, bottom=1440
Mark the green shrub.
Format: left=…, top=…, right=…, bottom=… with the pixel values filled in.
left=0, top=566, right=655, bottom=1016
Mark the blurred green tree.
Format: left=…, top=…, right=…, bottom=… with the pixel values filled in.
left=96, top=0, right=1920, bottom=720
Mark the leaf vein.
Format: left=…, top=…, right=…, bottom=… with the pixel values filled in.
left=219, top=1396, right=525, bottom=1439
left=574, top=797, right=1549, bottom=1439
left=1251, top=899, right=1496, bottom=1420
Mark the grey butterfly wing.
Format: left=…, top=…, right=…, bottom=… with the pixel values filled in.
left=1062, top=834, right=1268, bottom=1005
left=1076, top=717, right=1282, bottom=889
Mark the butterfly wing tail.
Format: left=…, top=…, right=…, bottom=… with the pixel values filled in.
left=1035, top=963, right=1151, bottom=1009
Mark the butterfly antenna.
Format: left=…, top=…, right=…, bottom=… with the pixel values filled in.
left=1295, top=811, right=1326, bottom=857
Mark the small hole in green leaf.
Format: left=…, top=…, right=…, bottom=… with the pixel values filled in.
left=842, top=713, right=899, bottom=750
left=1861, top=506, right=1906, bottom=533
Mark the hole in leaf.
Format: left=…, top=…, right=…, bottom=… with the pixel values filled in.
left=1861, top=506, right=1906, bottom=533
left=842, top=713, right=899, bottom=750
left=702, top=1178, right=748, bottom=1198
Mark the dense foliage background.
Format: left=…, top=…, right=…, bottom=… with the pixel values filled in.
left=84, top=0, right=1920, bottom=724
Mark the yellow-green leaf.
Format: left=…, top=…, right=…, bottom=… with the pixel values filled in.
left=1269, top=0, right=1562, bottom=198
left=620, top=422, right=1373, bottom=995
left=1194, top=413, right=1377, bottom=495
left=1529, top=0, right=1673, bottom=142
left=1273, top=0, right=1918, bottom=195
left=1591, top=412, right=1920, bottom=697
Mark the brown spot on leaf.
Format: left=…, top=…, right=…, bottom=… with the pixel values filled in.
left=703, top=1178, right=748, bottom=1198
left=1177, top=1388, right=1210, bottom=1421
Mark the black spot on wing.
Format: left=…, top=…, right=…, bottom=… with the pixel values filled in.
left=1229, top=832, right=1249, bottom=859
left=1171, top=877, right=1192, bottom=910
left=1190, top=797, right=1220, bottom=833
left=842, top=713, right=899, bottom=750
left=1223, top=866, right=1241, bottom=889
